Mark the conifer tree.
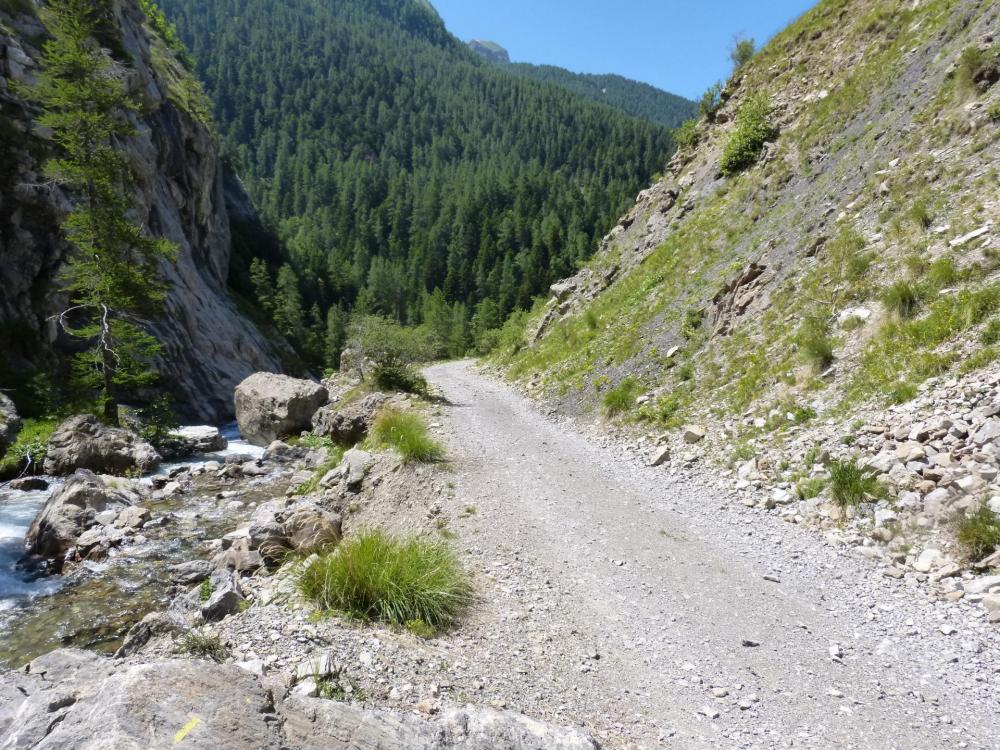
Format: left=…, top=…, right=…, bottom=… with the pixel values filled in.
left=24, top=0, right=177, bottom=422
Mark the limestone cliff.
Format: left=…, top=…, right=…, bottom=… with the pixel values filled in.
left=0, top=0, right=284, bottom=422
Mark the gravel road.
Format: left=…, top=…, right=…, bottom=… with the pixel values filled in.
left=424, top=360, right=1000, bottom=750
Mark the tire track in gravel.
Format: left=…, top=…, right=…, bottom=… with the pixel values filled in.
left=426, top=360, right=998, bottom=750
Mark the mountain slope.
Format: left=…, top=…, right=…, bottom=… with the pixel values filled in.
left=158, top=0, right=677, bottom=366
left=0, top=0, right=284, bottom=421
left=468, top=39, right=509, bottom=64
left=497, top=0, right=999, bottom=429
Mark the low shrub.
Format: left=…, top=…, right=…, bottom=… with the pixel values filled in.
left=827, top=457, right=884, bottom=507
left=720, top=93, right=778, bottom=176
left=370, top=409, right=444, bottom=463
left=673, top=118, right=698, bottom=150
left=602, top=378, right=640, bottom=417
left=955, top=45, right=1000, bottom=95
left=881, top=281, right=921, bottom=319
left=371, top=362, right=427, bottom=395
left=956, top=506, right=1000, bottom=561
left=297, top=530, right=472, bottom=632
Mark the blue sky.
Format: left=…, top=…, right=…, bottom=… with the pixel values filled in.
left=430, top=0, right=817, bottom=100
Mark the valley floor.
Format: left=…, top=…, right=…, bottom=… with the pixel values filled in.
left=424, top=361, right=1000, bottom=749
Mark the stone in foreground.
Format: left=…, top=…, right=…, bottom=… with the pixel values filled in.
left=235, top=372, right=329, bottom=446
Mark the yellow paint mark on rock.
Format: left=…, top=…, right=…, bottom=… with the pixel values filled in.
left=174, top=715, right=202, bottom=744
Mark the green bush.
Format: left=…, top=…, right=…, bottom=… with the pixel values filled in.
left=881, top=281, right=921, bottom=319
left=602, top=378, right=640, bottom=416
left=797, top=316, right=834, bottom=371
left=370, top=409, right=444, bottom=463
left=956, top=506, right=1000, bottom=561
left=673, top=118, right=698, bottom=150
left=0, top=418, right=58, bottom=479
left=347, top=316, right=432, bottom=394
left=699, top=82, right=723, bottom=120
left=730, top=37, right=756, bottom=71
left=827, top=457, right=884, bottom=508
left=297, top=530, right=472, bottom=632
left=720, top=93, right=778, bottom=176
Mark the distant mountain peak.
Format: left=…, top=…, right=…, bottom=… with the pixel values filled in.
left=468, top=39, right=510, bottom=64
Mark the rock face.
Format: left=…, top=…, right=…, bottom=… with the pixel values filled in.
left=0, top=392, right=20, bottom=454
left=24, top=470, right=140, bottom=571
left=0, top=2, right=284, bottom=423
left=312, top=393, right=389, bottom=444
left=0, top=649, right=601, bottom=750
left=43, top=415, right=161, bottom=476
left=235, top=373, right=329, bottom=446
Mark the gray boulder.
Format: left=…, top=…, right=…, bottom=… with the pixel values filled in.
left=235, top=373, right=328, bottom=446
left=0, top=392, right=20, bottom=455
left=24, top=470, right=140, bottom=571
left=280, top=694, right=602, bottom=750
left=43, top=415, right=161, bottom=476
left=156, top=425, right=229, bottom=460
left=239, top=500, right=342, bottom=568
left=312, top=392, right=390, bottom=445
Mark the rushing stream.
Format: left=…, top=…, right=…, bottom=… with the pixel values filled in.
left=0, top=424, right=269, bottom=667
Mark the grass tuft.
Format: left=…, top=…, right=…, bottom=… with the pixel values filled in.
left=797, top=316, right=834, bottom=371
left=179, top=631, right=229, bottom=662
left=827, top=457, right=884, bottom=508
left=370, top=409, right=444, bottom=463
left=881, top=281, right=921, bottom=319
left=297, top=530, right=471, bottom=633
left=956, top=506, right=1000, bottom=561
left=601, top=378, right=641, bottom=417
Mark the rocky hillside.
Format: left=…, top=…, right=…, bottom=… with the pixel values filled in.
left=494, top=0, right=1000, bottom=600
left=501, top=0, right=999, bottom=434
left=0, top=0, right=283, bottom=421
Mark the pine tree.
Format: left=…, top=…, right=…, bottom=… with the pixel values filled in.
left=24, top=0, right=177, bottom=422
left=324, top=305, right=347, bottom=370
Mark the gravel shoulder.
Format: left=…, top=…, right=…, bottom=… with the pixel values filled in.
left=424, top=360, right=999, bottom=750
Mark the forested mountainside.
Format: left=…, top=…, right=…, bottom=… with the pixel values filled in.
left=0, top=0, right=283, bottom=422
left=466, top=39, right=697, bottom=128
left=498, top=0, right=1000, bottom=429
left=158, top=0, right=679, bottom=369
left=505, top=64, right=696, bottom=129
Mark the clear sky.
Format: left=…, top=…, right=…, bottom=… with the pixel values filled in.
left=429, top=0, right=817, bottom=100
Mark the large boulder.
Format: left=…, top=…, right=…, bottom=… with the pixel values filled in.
left=24, top=470, right=141, bottom=572
left=43, top=415, right=161, bottom=476
left=235, top=373, right=328, bottom=447
left=312, top=392, right=389, bottom=445
left=0, top=392, right=20, bottom=455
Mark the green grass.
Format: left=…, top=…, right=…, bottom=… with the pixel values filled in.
left=601, top=378, right=641, bottom=417
left=827, top=457, right=884, bottom=508
left=981, top=320, right=1000, bottom=346
left=0, top=418, right=58, bottom=479
left=370, top=409, right=444, bottom=463
left=179, top=631, right=229, bottom=662
left=796, top=476, right=828, bottom=500
left=297, top=530, right=472, bottom=633
left=881, top=281, right=921, bottom=319
left=198, top=579, right=214, bottom=603
left=956, top=506, right=1000, bottom=561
